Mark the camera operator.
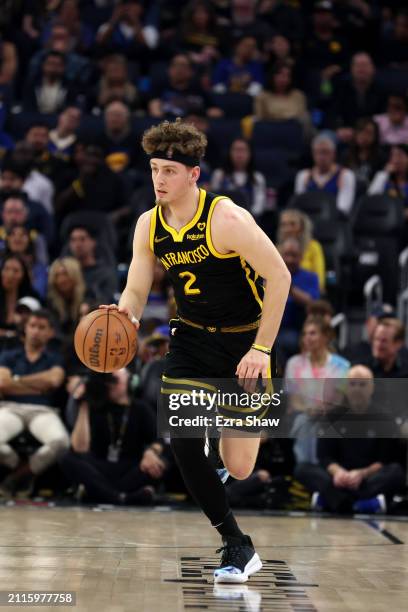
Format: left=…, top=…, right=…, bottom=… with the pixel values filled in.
left=60, top=368, right=167, bottom=505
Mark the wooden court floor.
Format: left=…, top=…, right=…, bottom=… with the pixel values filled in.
left=0, top=505, right=407, bottom=612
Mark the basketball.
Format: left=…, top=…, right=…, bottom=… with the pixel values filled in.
left=74, top=309, right=138, bottom=373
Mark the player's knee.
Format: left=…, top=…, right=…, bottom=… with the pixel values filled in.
left=226, top=460, right=254, bottom=481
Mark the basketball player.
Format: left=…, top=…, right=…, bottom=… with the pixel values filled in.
left=101, top=119, right=290, bottom=583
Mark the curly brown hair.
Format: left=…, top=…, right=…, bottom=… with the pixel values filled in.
left=141, top=118, right=207, bottom=162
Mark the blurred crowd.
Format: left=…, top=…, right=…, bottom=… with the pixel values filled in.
left=0, top=0, right=407, bottom=514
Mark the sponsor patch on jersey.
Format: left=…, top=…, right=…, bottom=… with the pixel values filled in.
left=186, top=233, right=205, bottom=240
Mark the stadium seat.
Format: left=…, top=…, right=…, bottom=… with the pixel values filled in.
left=254, top=148, right=293, bottom=188
left=286, top=192, right=338, bottom=222
left=211, top=93, right=253, bottom=118
left=208, top=119, right=242, bottom=154
left=6, top=111, right=57, bottom=138
left=252, top=120, right=303, bottom=156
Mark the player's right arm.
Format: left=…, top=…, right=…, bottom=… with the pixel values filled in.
left=100, top=210, right=156, bottom=327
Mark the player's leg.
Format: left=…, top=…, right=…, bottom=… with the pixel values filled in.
left=219, top=430, right=262, bottom=481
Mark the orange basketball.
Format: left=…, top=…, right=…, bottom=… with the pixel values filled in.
left=74, top=309, right=138, bottom=373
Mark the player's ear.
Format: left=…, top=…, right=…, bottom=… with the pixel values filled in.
left=190, top=166, right=200, bottom=183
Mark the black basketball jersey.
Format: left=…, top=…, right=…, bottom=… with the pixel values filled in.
left=149, top=188, right=263, bottom=327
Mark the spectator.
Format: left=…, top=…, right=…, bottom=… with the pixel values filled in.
left=0, top=254, right=39, bottom=335
left=254, top=61, right=310, bottom=130
left=7, top=150, right=55, bottom=217
left=227, top=0, right=273, bottom=47
left=356, top=317, right=408, bottom=378
left=368, top=144, right=408, bottom=212
left=210, top=138, right=267, bottom=217
left=23, top=124, right=70, bottom=191
left=341, top=118, right=385, bottom=190
left=0, top=309, right=68, bottom=496
left=0, top=194, right=50, bottom=260
left=0, top=34, right=18, bottom=103
left=49, top=106, right=81, bottom=160
left=47, top=256, right=87, bottom=345
left=277, top=209, right=326, bottom=292
left=148, top=53, right=222, bottom=118
left=55, top=143, right=128, bottom=220
left=381, top=9, right=408, bottom=69
left=285, top=315, right=349, bottom=465
left=295, top=132, right=356, bottom=216
left=262, top=33, right=293, bottom=66
left=96, top=0, right=159, bottom=61
left=212, top=36, right=264, bottom=96
left=91, top=54, right=139, bottom=111
left=42, top=0, right=94, bottom=55
left=374, top=94, right=408, bottom=146
left=296, top=365, right=404, bottom=514
left=97, top=101, right=137, bottom=173
left=60, top=369, right=166, bottom=505
left=28, top=23, right=92, bottom=87
left=277, top=238, right=320, bottom=361
left=333, top=53, right=386, bottom=137
left=3, top=225, right=48, bottom=299
left=68, top=225, right=118, bottom=304
left=178, top=0, right=222, bottom=66
left=23, top=50, right=77, bottom=114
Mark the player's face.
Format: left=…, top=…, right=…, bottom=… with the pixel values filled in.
left=150, top=159, right=194, bottom=206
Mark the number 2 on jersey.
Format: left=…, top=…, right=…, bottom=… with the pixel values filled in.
left=179, top=271, right=201, bottom=295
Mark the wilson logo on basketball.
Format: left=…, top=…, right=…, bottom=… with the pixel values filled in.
left=89, top=328, right=104, bottom=367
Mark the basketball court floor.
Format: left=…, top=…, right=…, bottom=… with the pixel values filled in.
left=0, top=505, right=407, bottom=611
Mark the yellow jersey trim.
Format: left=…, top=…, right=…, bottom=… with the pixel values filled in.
left=158, top=188, right=206, bottom=242
left=206, top=195, right=240, bottom=259
left=162, top=375, right=217, bottom=391
left=240, top=256, right=263, bottom=309
left=149, top=206, right=158, bottom=252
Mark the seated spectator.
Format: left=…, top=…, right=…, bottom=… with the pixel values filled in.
left=55, top=143, right=128, bottom=221
left=23, top=124, right=71, bottom=192
left=277, top=209, right=326, bottom=292
left=60, top=369, right=167, bottom=505
left=41, top=0, right=94, bottom=55
left=148, top=53, right=222, bottom=119
left=23, top=50, right=78, bottom=114
left=28, top=23, right=93, bottom=87
left=254, top=61, right=311, bottom=133
left=1, top=154, right=55, bottom=218
left=3, top=225, right=48, bottom=299
left=333, top=53, right=386, bottom=138
left=286, top=315, right=349, bottom=465
left=212, top=35, right=263, bottom=96
left=47, top=257, right=87, bottom=345
left=68, top=225, right=118, bottom=304
left=341, top=118, right=385, bottom=190
left=295, top=365, right=405, bottom=514
left=210, top=138, right=267, bottom=217
left=368, top=144, right=408, bottom=212
left=0, top=34, right=18, bottom=104
left=262, top=33, right=293, bottom=66
left=277, top=238, right=320, bottom=361
left=97, top=101, right=138, bottom=174
left=342, top=304, right=397, bottom=364
left=381, top=9, right=408, bottom=69
left=178, top=0, right=222, bottom=66
left=91, top=54, right=139, bottom=112
left=354, top=317, right=408, bottom=378
left=295, top=132, right=356, bottom=216
left=374, top=94, right=408, bottom=146
left=0, top=254, right=40, bottom=336
left=49, top=106, right=81, bottom=161
left=0, top=309, right=68, bottom=496
left=0, top=194, right=49, bottom=262
left=226, top=0, right=273, bottom=47
left=96, top=0, right=159, bottom=61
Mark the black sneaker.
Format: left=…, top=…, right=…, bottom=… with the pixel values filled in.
left=214, top=535, right=262, bottom=583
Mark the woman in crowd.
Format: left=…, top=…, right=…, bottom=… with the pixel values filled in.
left=277, top=209, right=326, bottom=292
left=368, top=143, right=408, bottom=211
left=0, top=254, right=39, bottom=335
left=47, top=257, right=87, bottom=343
left=3, top=225, right=48, bottom=299
left=210, top=138, right=267, bottom=217
left=342, top=118, right=385, bottom=190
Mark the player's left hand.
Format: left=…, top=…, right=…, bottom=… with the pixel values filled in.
left=236, top=348, right=270, bottom=393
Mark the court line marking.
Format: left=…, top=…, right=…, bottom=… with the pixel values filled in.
left=362, top=518, right=404, bottom=545
left=0, top=543, right=402, bottom=549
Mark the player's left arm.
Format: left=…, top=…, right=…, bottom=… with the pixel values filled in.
left=211, top=201, right=291, bottom=387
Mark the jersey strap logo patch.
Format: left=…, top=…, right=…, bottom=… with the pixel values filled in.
left=197, top=222, right=206, bottom=230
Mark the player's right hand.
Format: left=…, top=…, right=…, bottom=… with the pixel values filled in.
left=99, top=304, right=140, bottom=330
